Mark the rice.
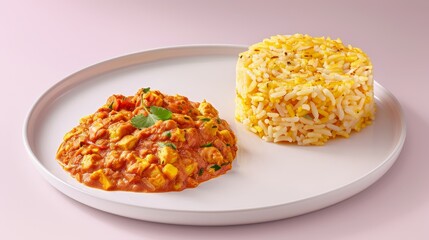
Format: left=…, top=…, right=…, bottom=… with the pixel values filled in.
left=235, top=34, right=375, bottom=145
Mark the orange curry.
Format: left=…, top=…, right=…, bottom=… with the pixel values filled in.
left=56, top=88, right=237, bottom=192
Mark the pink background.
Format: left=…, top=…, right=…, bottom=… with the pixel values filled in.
left=2, top=0, right=429, bottom=239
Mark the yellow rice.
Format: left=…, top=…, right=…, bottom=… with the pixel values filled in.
left=235, top=34, right=375, bottom=145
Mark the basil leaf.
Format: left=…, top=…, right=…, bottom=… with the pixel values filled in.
left=143, top=87, right=150, bottom=93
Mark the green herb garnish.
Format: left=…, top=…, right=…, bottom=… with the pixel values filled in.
left=131, top=106, right=172, bottom=129
left=143, top=87, right=151, bottom=93
left=200, top=143, right=213, bottom=148
left=108, top=101, right=114, bottom=110
left=163, top=131, right=171, bottom=138
left=198, top=168, right=204, bottom=176
left=158, top=142, right=177, bottom=150
left=150, top=106, right=172, bottom=120
left=210, top=164, right=221, bottom=171
left=200, top=117, right=210, bottom=122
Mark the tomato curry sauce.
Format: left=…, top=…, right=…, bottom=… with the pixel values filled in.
left=56, top=88, right=238, bottom=192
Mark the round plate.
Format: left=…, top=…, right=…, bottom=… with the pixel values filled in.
left=23, top=45, right=406, bottom=226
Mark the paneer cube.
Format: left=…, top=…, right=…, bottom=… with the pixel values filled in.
left=202, top=120, right=218, bottom=136
left=200, top=147, right=224, bottom=165
left=162, top=163, right=178, bottom=180
left=148, top=165, right=166, bottom=189
left=218, top=130, right=234, bottom=144
left=171, top=128, right=185, bottom=142
left=90, top=169, right=113, bottom=190
left=149, top=175, right=166, bottom=190
left=172, top=114, right=194, bottom=128
left=109, top=122, right=134, bottom=140
left=158, top=146, right=178, bottom=164
left=198, top=100, right=218, bottom=117
left=81, top=154, right=96, bottom=170
left=89, top=121, right=104, bottom=139
left=128, top=154, right=154, bottom=175
left=184, top=162, right=197, bottom=176
left=148, top=165, right=162, bottom=178
left=143, top=91, right=163, bottom=106
left=117, top=135, right=138, bottom=150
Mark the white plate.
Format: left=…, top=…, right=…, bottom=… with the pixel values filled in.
left=23, top=45, right=406, bottom=226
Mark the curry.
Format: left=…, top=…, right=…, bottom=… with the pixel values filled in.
left=56, top=88, right=237, bottom=192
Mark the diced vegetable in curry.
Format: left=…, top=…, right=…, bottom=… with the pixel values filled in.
left=56, top=88, right=238, bottom=192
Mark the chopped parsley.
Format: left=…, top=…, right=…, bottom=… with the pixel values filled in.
left=198, top=168, right=204, bottom=176
left=163, top=131, right=171, bottom=138
left=142, top=87, right=151, bottom=93
left=210, top=164, right=221, bottom=171
left=200, top=142, right=213, bottom=148
left=158, top=142, right=177, bottom=150
left=200, top=117, right=210, bottom=122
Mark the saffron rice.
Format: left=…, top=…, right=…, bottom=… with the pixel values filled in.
left=235, top=34, right=375, bottom=145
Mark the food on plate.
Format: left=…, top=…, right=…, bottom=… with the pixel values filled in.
left=56, top=88, right=237, bottom=192
left=235, top=34, right=375, bottom=145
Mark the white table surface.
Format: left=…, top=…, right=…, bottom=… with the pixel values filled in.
left=2, top=0, right=429, bottom=239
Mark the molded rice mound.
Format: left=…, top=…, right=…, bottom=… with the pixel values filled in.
left=235, top=34, right=375, bottom=145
